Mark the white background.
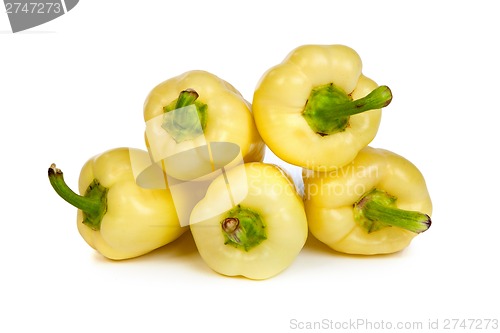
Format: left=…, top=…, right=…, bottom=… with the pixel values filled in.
left=1, top=1, right=499, bottom=332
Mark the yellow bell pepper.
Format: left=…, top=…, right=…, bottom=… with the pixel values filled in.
left=303, top=147, right=432, bottom=255
left=189, top=162, right=308, bottom=280
left=143, top=70, right=265, bottom=180
left=253, top=44, right=392, bottom=171
left=48, top=148, right=186, bottom=260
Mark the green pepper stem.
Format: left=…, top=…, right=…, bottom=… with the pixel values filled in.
left=354, top=188, right=431, bottom=234
left=324, top=85, right=392, bottom=119
left=221, top=205, right=267, bottom=252
left=303, top=84, right=392, bottom=135
left=162, top=89, right=208, bottom=143
left=175, top=88, right=199, bottom=108
left=48, top=164, right=107, bottom=231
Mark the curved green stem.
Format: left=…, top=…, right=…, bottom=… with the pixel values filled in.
left=353, top=188, right=431, bottom=234
left=221, top=205, right=267, bottom=252
left=162, top=89, right=208, bottom=143
left=48, top=164, right=107, bottom=231
left=303, top=84, right=392, bottom=136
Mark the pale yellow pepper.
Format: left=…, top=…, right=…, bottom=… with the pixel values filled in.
left=303, top=147, right=432, bottom=255
left=190, top=162, right=308, bottom=280
left=143, top=70, right=265, bottom=180
left=48, top=148, right=186, bottom=260
left=253, top=44, right=392, bottom=171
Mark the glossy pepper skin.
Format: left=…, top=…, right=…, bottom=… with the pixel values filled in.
left=253, top=44, right=392, bottom=171
left=143, top=70, right=265, bottom=171
left=189, top=162, right=308, bottom=280
left=303, top=147, right=432, bottom=255
left=48, top=148, right=186, bottom=260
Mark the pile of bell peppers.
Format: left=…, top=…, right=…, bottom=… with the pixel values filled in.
left=49, top=44, right=432, bottom=279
